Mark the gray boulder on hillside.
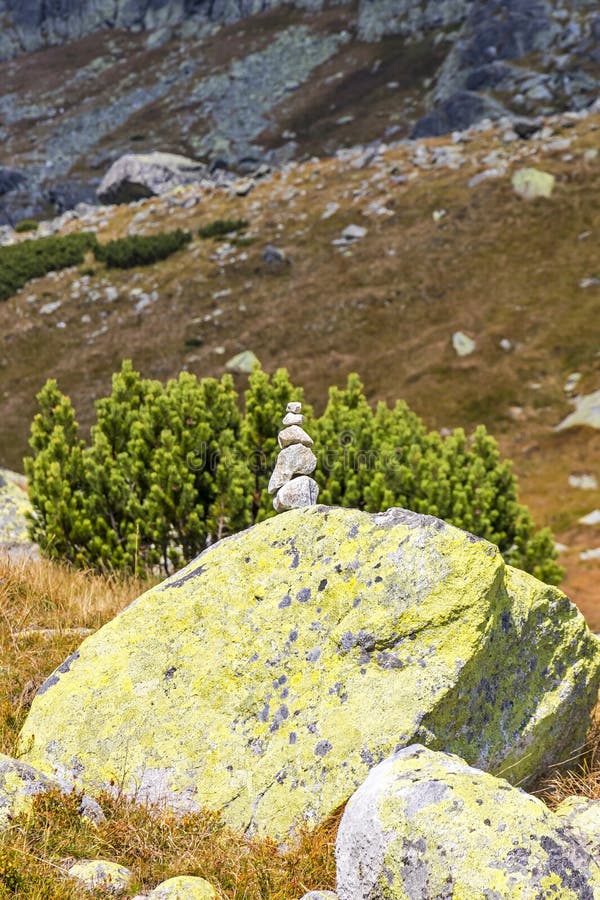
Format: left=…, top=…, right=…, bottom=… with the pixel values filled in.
left=97, top=152, right=208, bottom=204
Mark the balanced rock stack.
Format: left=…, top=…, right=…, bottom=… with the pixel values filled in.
left=268, top=402, right=319, bottom=512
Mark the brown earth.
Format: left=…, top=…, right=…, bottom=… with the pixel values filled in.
left=0, top=113, right=599, bottom=623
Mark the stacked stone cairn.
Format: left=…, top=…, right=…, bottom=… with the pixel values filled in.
left=268, top=402, right=319, bottom=512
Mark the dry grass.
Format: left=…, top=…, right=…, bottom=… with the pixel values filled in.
left=0, top=556, right=338, bottom=898
left=0, top=789, right=339, bottom=898
left=538, top=709, right=600, bottom=810
left=0, top=553, right=152, bottom=756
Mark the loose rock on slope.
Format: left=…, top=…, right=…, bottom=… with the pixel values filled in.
left=18, top=507, right=600, bottom=840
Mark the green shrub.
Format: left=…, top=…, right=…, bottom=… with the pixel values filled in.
left=94, top=229, right=191, bottom=269
left=0, top=232, right=98, bottom=302
left=25, top=366, right=562, bottom=583
left=198, top=218, right=248, bottom=240
left=14, top=219, right=38, bottom=234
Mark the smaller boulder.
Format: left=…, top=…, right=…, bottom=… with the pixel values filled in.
left=336, top=745, right=600, bottom=899
left=299, top=893, right=338, bottom=899
left=556, top=796, right=600, bottom=858
left=0, top=752, right=103, bottom=829
left=147, top=876, right=218, bottom=899
left=97, top=152, right=207, bottom=205
left=68, top=860, right=132, bottom=895
left=452, top=331, right=476, bottom=357
left=556, top=390, right=600, bottom=431
left=512, top=167, right=555, bottom=199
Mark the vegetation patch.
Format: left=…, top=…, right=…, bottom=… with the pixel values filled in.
left=0, top=233, right=98, bottom=302
left=198, top=218, right=249, bottom=240
left=94, top=229, right=191, bottom=269
left=25, top=363, right=561, bottom=582
left=14, top=219, right=39, bottom=234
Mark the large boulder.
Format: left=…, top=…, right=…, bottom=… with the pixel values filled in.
left=335, top=745, right=600, bottom=899
left=97, top=152, right=208, bottom=205
left=18, top=506, right=600, bottom=839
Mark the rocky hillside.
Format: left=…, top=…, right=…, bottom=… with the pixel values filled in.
left=1, top=0, right=600, bottom=222
left=1, top=105, right=599, bottom=622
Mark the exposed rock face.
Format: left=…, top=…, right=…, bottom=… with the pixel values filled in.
left=335, top=745, right=600, bottom=899
left=0, top=0, right=327, bottom=59
left=97, top=151, right=208, bottom=204
left=18, top=506, right=600, bottom=840
left=0, top=166, right=25, bottom=196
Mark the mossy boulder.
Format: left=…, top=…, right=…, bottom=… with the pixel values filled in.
left=18, top=507, right=600, bottom=839
left=67, top=859, right=133, bottom=895
left=335, top=745, right=600, bottom=899
left=0, top=753, right=103, bottom=829
left=556, top=796, right=600, bottom=859
left=147, top=876, right=218, bottom=899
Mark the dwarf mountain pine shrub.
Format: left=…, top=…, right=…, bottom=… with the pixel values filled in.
left=198, top=218, right=248, bottom=239
left=0, top=232, right=98, bottom=301
left=25, top=365, right=563, bottom=583
left=14, top=219, right=39, bottom=233
left=94, top=229, right=191, bottom=268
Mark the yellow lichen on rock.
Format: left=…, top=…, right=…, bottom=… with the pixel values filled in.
left=18, top=507, right=600, bottom=840
left=335, top=745, right=600, bottom=899
left=147, top=875, right=218, bottom=899
left=0, top=468, right=32, bottom=547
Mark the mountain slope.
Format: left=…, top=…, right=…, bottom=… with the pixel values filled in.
left=1, top=110, right=599, bottom=619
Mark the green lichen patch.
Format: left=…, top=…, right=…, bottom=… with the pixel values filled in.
left=336, top=745, right=600, bottom=900
left=18, top=507, right=600, bottom=840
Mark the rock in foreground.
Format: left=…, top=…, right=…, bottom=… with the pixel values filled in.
left=336, top=745, right=600, bottom=899
left=19, top=507, right=600, bottom=839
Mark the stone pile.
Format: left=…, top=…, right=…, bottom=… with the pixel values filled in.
left=268, top=402, right=319, bottom=511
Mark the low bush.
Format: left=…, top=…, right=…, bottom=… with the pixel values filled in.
left=26, top=364, right=563, bottom=584
left=198, top=218, right=248, bottom=239
left=14, top=219, right=39, bottom=234
left=0, top=232, right=98, bottom=302
left=94, top=229, right=191, bottom=269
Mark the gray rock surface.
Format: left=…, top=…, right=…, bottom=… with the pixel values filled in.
left=278, top=425, right=314, bottom=449
left=0, top=752, right=104, bottom=829
left=336, top=744, right=600, bottom=900
left=556, top=795, right=600, bottom=859
left=273, top=475, right=319, bottom=511
left=268, top=443, right=317, bottom=494
left=556, top=390, right=600, bottom=431
left=97, top=152, right=207, bottom=204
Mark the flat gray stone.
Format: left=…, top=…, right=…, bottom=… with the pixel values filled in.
left=283, top=412, right=304, bottom=426
left=273, top=476, right=319, bottom=511
left=278, top=425, right=314, bottom=449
